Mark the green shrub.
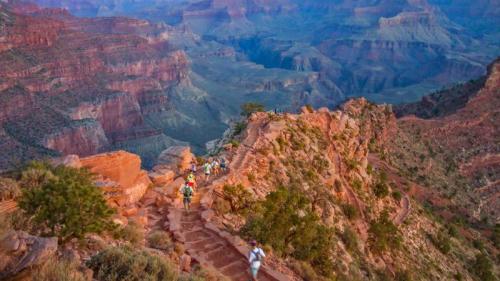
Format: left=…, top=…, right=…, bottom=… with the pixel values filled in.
left=373, top=182, right=389, bottom=198
left=351, top=179, right=362, bottom=191
left=0, top=177, right=21, bottom=200
left=242, top=186, right=335, bottom=277
left=305, top=104, right=314, bottom=113
left=114, top=221, right=144, bottom=246
left=392, top=191, right=402, bottom=201
left=222, top=184, right=255, bottom=214
left=373, top=171, right=389, bottom=198
left=147, top=231, right=173, bottom=251
left=34, top=257, right=87, bottom=281
left=493, top=224, right=499, bottom=247
left=290, top=260, right=319, bottom=281
left=229, top=139, right=240, bottom=148
left=341, top=226, right=358, bottom=252
left=240, top=102, right=265, bottom=117
left=473, top=239, right=485, bottom=251
left=18, top=163, right=114, bottom=241
left=0, top=209, right=34, bottom=236
left=87, top=246, right=178, bottom=281
left=345, top=159, right=359, bottom=170
left=233, top=122, right=247, bottom=136
left=368, top=211, right=401, bottom=254
left=394, top=270, right=413, bottom=281
left=446, top=223, right=459, bottom=238
left=471, top=253, right=496, bottom=281
left=341, top=203, right=359, bottom=220
left=430, top=232, right=451, bottom=254
left=19, top=161, right=56, bottom=189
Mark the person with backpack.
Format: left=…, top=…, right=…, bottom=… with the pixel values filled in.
left=248, top=240, right=265, bottom=281
left=203, top=161, right=212, bottom=182
left=220, top=157, right=227, bottom=173
left=190, top=160, right=197, bottom=173
left=179, top=182, right=194, bottom=211
left=212, top=158, right=220, bottom=176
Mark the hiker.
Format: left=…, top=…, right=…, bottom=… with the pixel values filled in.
left=179, top=182, right=194, bottom=211
left=212, top=158, right=220, bottom=176
left=190, top=160, right=197, bottom=173
left=203, top=161, right=212, bottom=182
left=248, top=240, right=266, bottom=281
left=186, top=172, right=197, bottom=190
left=220, top=157, right=227, bottom=173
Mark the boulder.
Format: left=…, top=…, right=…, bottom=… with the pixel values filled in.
left=155, top=146, right=194, bottom=174
left=0, top=231, right=58, bottom=280
left=149, top=169, right=175, bottom=186
left=81, top=151, right=152, bottom=205
left=164, top=177, right=184, bottom=199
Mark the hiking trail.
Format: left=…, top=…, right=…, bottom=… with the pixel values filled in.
left=162, top=175, right=287, bottom=281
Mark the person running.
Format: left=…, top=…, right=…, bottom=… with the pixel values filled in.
left=179, top=182, right=194, bottom=211
left=186, top=172, right=197, bottom=190
left=212, top=158, right=220, bottom=176
left=203, top=161, right=212, bottom=182
left=190, top=160, right=197, bottom=174
left=220, top=157, right=227, bottom=173
left=248, top=240, right=265, bottom=281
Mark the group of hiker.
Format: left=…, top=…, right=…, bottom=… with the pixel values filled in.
left=178, top=156, right=266, bottom=280
left=179, top=157, right=228, bottom=211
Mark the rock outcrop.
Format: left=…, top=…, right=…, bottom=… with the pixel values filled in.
left=80, top=151, right=152, bottom=207
left=154, top=146, right=195, bottom=175
left=0, top=231, right=58, bottom=280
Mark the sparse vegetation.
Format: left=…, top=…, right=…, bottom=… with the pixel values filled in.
left=368, top=211, right=401, bottom=254
left=430, top=231, right=451, bottom=254
left=147, top=230, right=173, bottom=251
left=240, top=102, right=265, bottom=117
left=341, top=226, right=359, bottom=252
left=221, top=184, right=255, bottom=214
left=341, top=203, right=359, bottom=220
left=114, top=221, right=144, bottom=246
left=0, top=177, right=21, bottom=200
left=470, top=253, right=496, bottom=281
left=87, top=246, right=178, bottom=281
left=232, top=121, right=247, bottom=136
left=18, top=162, right=115, bottom=241
left=34, top=257, right=87, bottom=281
left=242, top=186, right=336, bottom=277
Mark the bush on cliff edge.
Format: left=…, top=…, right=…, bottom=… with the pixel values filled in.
left=18, top=162, right=115, bottom=241
left=242, top=185, right=335, bottom=277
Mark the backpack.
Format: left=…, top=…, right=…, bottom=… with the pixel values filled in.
left=183, top=186, right=193, bottom=197
left=252, top=249, right=263, bottom=262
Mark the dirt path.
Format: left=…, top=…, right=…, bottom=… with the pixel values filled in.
left=230, top=119, right=265, bottom=173
left=166, top=183, right=284, bottom=281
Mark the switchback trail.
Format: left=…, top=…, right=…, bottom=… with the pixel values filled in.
left=166, top=181, right=286, bottom=281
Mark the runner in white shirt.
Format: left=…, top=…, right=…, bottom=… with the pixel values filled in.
left=248, top=240, right=266, bottom=280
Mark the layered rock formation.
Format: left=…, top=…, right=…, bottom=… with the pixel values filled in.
left=79, top=151, right=152, bottom=207
left=0, top=3, right=188, bottom=169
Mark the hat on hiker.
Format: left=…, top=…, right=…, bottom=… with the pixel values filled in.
left=250, top=240, right=257, bottom=246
